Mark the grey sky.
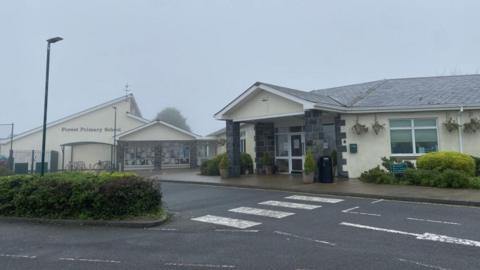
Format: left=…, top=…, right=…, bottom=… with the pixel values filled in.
left=2, top=0, right=480, bottom=136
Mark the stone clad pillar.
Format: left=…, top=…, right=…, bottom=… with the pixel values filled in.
left=226, top=120, right=241, bottom=177
left=304, top=110, right=325, bottom=157
left=254, top=122, right=275, bottom=172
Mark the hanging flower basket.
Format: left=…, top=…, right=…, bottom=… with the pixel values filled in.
left=463, top=118, right=480, bottom=133
left=352, top=121, right=368, bottom=135
left=443, top=117, right=460, bottom=133
left=372, top=120, right=385, bottom=135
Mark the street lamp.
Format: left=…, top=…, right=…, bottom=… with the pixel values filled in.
left=0, top=123, right=14, bottom=170
left=111, top=106, right=117, bottom=171
left=40, top=36, right=63, bottom=176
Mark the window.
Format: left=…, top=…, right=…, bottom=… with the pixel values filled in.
left=240, top=131, right=246, bottom=153
left=390, top=119, right=438, bottom=155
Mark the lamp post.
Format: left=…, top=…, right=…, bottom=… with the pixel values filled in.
left=0, top=123, right=14, bottom=170
left=111, top=106, right=117, bottom=171
left=40, top=37, right=63, bottom=176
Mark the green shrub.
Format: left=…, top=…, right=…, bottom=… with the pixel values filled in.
left=260, top=152, right=272, bottom=167
left=471, top=156, right=480, bottom=176
left=304, top=151, right=316, bottom=175
left=360, top=166, right=396, bottom=184
left=0, top=172, right=162, bottom=220
left=240, top=153, right=253, bottom=174
left=469, top=177, right=480, bottom=189
left=417, top=151, right=476, bottom=176
left=403, top=168, right=442, bottom=186
left=200, top=153, right=227, bottom=176
left=219, top=155, right=229, bottom=170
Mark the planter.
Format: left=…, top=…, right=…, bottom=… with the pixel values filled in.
left=303, top=172, right=314, bottom=184
left=219, top=168, right=229, bottom=179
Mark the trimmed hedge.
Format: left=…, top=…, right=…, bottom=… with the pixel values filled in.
left=360, top=166, right=480, bottom=189
left=0, top=166, right=13, bottom=177
left=417, top=151, right=476, bottom=176
left=0, top=172, right=162, bottom=220
left=200, top=153, right=254, bottom=176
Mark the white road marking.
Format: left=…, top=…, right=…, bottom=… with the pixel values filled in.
left=259, top=200, right=321, bottom=210
left=285, top=195, right=344, bottom=204
left=274, top=231, right=336, bottom=246
left=191, top=215, right=261, bottom=229
left=214, top=229, right=259, bottom=233
left=229, top=207, right=294, bottom=219
left=0, top=254, right=37, bottom=259
left=371, top=199, right=384, bottom=204
left=398, top=258, right=450, bottom=270
left=341, top=206, right=381, bottom=216
left=341, top=206, right=359, bottom=213
left=407, top=217, right=461, bottom=226
left=340, top=222, right=480, bottom=248
left=165, top=262, right=235, bottom=268
left=58, top=257, right=121, bottom=264
left=146, top=227, right=178, bottom=231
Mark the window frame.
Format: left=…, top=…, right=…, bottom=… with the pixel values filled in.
left=389, top=118, right=439, bottom=157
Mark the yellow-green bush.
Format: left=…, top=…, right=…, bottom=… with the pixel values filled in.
left=417, top=151, right=476, bottom=176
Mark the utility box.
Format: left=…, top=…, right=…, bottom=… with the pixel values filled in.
left=317, top=156, right=334, bottom=183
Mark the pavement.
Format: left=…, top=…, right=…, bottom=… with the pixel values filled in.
left=142, top=169, right=480, bottom=207
left=1, top=182, right=479, bottom=270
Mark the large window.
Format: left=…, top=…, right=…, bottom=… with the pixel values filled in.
left=390, top=119, right=438, bottom=155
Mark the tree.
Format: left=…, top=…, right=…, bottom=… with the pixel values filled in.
left=155, top=107, right=191, bottom=131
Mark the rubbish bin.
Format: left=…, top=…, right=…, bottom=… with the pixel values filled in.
left=317, top=156, right=334, bottom=183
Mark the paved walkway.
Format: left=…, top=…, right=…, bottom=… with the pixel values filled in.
left=139, top=169, right=480, bottom=207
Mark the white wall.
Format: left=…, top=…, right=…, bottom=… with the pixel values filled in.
left=119, top=122, right=195, bottom=141
left=0, top=97, right=145, bottom=169
left=342, top=110, right=480, bottom=178
left=224, top=89, right=303, bottom=121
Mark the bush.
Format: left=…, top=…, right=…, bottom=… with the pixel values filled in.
left=240, top=153, right=253, bottom=174
left=403, top=168, right=442, bottom=187
left=0, top=172, right=162, bottom=220
left=417, top=151, right=476, bottom=176
left=219, top=155, right=229, bottom=170
left=200, top=153, right=226, bottom=176
left=360, top=166, right=396, bottom=184
left=471, top=156, right=480, bottom=176
left=469, top=177, right=480, bottom=189
left=304, top=151, right=316, bottom=175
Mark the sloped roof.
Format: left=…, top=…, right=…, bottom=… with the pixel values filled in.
left=117, top=120, right=202, bottom=140
left=311, top=74, right=480, bottom=108
left=0, top=94, right=147, bottom=144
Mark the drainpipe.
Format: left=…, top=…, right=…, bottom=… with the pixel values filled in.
left=458, top=106, right=464, bottom=153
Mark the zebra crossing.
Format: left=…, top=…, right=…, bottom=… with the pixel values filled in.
left=191, top=195, right=344, bottom=229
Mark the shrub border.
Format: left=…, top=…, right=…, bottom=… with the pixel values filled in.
left=0, top=209, right=169, bottom=228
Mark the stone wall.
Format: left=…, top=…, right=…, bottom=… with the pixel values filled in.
left=304, top=110, right=325, bottom=157
left=226, top=120, right=241, bottom=177
left=334, top=115, right=348, bottom=178
left=254, top=122, right=274, bottom=172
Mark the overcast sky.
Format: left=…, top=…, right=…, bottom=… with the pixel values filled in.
left=2, top=0, right=480, bottom=136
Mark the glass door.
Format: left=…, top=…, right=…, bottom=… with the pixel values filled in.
left=290, top=134, right=304, bottom=173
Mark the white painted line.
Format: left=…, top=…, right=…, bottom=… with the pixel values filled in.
left=259, top=200, right=321, bottom=210
left=341, top=206, right=359, bottom=213
left=58, top=257, right=121, bottom=264
left=146, top=227, right=178, bottom=231
left=398, top=258, right=450, bottom=270
left=286, top=195, right=344, bottom=204
left=341, top=206, right=381, bottom=216
left=274, top=231, right=336, bottom=246
left=165, top=262, right=235, bottom=268
left=229, top=207, right=294, bottom=219
left=340, top=222, right=419, bottom=237
left=340, top=222, right=480, bottom=248
left=371, top=199, right=384, bottom=204
left=407, top=217, right=461, bottom=226
left=214, top=229, right=259, bottom=233
left=0, top=254, right=37, bottom=259
left=191, top=215, right=261, bottom=229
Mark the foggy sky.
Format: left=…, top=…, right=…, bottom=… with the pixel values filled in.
left=2, top=0, right=480, bottom=136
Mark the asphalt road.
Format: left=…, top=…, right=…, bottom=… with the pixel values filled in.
left=0, top=182, right=479, bottom=270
